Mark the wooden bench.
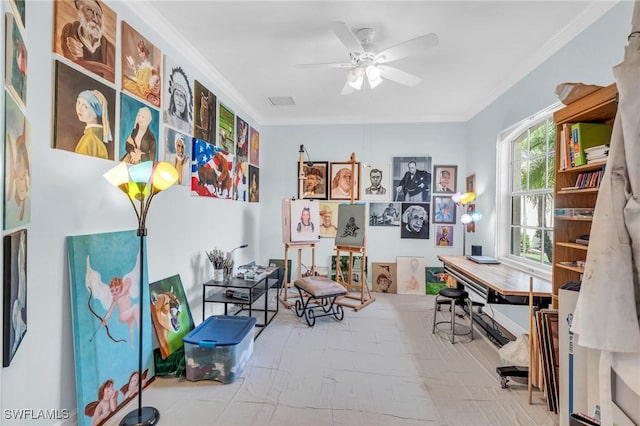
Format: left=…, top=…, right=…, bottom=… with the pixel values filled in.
left=293, top=276, right=347, bottom=326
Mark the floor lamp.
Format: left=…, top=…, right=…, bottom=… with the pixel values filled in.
left=453, top=192, right=481, bottom=256
left=103, top=161, right=179, bottom=426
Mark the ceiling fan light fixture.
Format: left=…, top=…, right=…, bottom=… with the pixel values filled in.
left=346, top=67, right=363, bottom=82
left=348, top=75, right=364, bottom=90
left=366, top=65, right=382, bottom=81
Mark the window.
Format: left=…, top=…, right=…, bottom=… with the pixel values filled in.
left=496, top=103, right=560, bottom=277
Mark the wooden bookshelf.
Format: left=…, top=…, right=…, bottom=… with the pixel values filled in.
left=552, top=83, right=617, bottom=307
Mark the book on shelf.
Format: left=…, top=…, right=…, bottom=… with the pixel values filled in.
left=571, top=122, right=613, bottom=167
left=560, top=122, right=575, bottom=170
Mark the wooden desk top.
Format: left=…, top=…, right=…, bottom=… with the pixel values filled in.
left=438, top=255, right=552, bottom=298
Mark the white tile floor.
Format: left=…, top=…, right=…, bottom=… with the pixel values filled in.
left=105, top=293, right=558, bottom=425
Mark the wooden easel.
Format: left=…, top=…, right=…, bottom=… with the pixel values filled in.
left=334, top=153, right=375, bottom=311
left=279, top=145, right=318, bottom=308
left=279, top=241, right=316, bottom=308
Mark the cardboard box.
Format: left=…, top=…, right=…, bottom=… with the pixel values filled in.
left=184, top=315, right=256, bottom=383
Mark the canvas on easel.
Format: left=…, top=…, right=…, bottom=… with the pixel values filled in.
left=282, top=199, right=320, bottom=243
left=335, top=203, right=366, bottom=247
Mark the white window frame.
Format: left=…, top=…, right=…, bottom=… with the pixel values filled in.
left=495, top=102, right=562, bottom=281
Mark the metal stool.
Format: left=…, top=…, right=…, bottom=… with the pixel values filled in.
left=432, top=287, right=473, bottom=343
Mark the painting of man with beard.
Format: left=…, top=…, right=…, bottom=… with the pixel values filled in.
left=54, top=0, right=117, bottom=83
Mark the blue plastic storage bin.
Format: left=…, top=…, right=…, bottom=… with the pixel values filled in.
left=183, top=315, right=256, bottom=383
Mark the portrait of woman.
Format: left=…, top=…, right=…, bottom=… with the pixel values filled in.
left=121, top=25, right=162, bottom=107
left=119, top=93, right=159, bottom=164
left=53, top=61, right=116, bottom=160
left=74, top=90, right=112, bottom=159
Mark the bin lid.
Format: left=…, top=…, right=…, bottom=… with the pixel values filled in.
left=183, top=315, right=256, bottom=346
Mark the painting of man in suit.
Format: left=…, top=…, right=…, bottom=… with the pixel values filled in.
left=393, top=157, right=432, bottom=202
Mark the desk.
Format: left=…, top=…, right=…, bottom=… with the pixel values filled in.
left=202, top=267, right=279, bottom=338
left=438, top=255, right=552, bottom=344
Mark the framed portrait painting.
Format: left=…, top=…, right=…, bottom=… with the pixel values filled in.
left=435, top=224, right=454, bottom=248
left=298, top=161, right=328, bottom=200
left=360, top=162, right=391, bottom=201
left=3, top=229, right=27, bottom=367
left=329, top=162, right=360, bottom=200
left=433, top=165, right=457, bottom=193
left=392, top=156, right=432, bottom=202
left=433, top=195, right=456, bottom=224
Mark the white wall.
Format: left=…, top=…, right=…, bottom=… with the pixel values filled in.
left=0, top=1, right=635, bottom=424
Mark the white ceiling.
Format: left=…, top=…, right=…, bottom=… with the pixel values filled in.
left=136, top=1, right=618, bottom=126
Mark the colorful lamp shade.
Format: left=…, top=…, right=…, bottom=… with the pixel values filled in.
left=151, top=162, right=179, bottom=194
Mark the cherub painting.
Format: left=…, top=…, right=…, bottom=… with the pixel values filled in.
left=68, top=230, right=154, bottom=426
left=85, top=252, right=140, bottom=348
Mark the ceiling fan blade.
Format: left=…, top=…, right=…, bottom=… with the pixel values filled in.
left=376, top=33, right=439, bottom=63
left=379, top=65, right=422, bottom=87
left=332, top=21, right=365, bottom=55
left=294, top=62, right=352, bottom=69
left=341, top=82, right=355, bottom=95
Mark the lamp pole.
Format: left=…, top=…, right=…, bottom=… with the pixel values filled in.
left=104, top=161, right=178, bottom=426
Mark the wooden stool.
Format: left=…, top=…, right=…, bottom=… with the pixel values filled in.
left=293, top=277, right=347, bottom=326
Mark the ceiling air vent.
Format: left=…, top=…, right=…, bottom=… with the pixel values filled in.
left=267, top=96, right=295, bottom=106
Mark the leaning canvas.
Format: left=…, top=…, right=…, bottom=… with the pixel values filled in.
left=3, top=229, right=27, bottom=367
left=372, top=262, right=397, bottom=294
left=334, top=203, right=366, bottom=247
left=149, top=274, right=194, bottom=360
left=67, top=230, right=154, bottom=426
left=396, top=256, right=426, bottom=295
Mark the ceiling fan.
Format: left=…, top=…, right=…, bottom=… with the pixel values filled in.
left=295, top=22, right=439, bottom=95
